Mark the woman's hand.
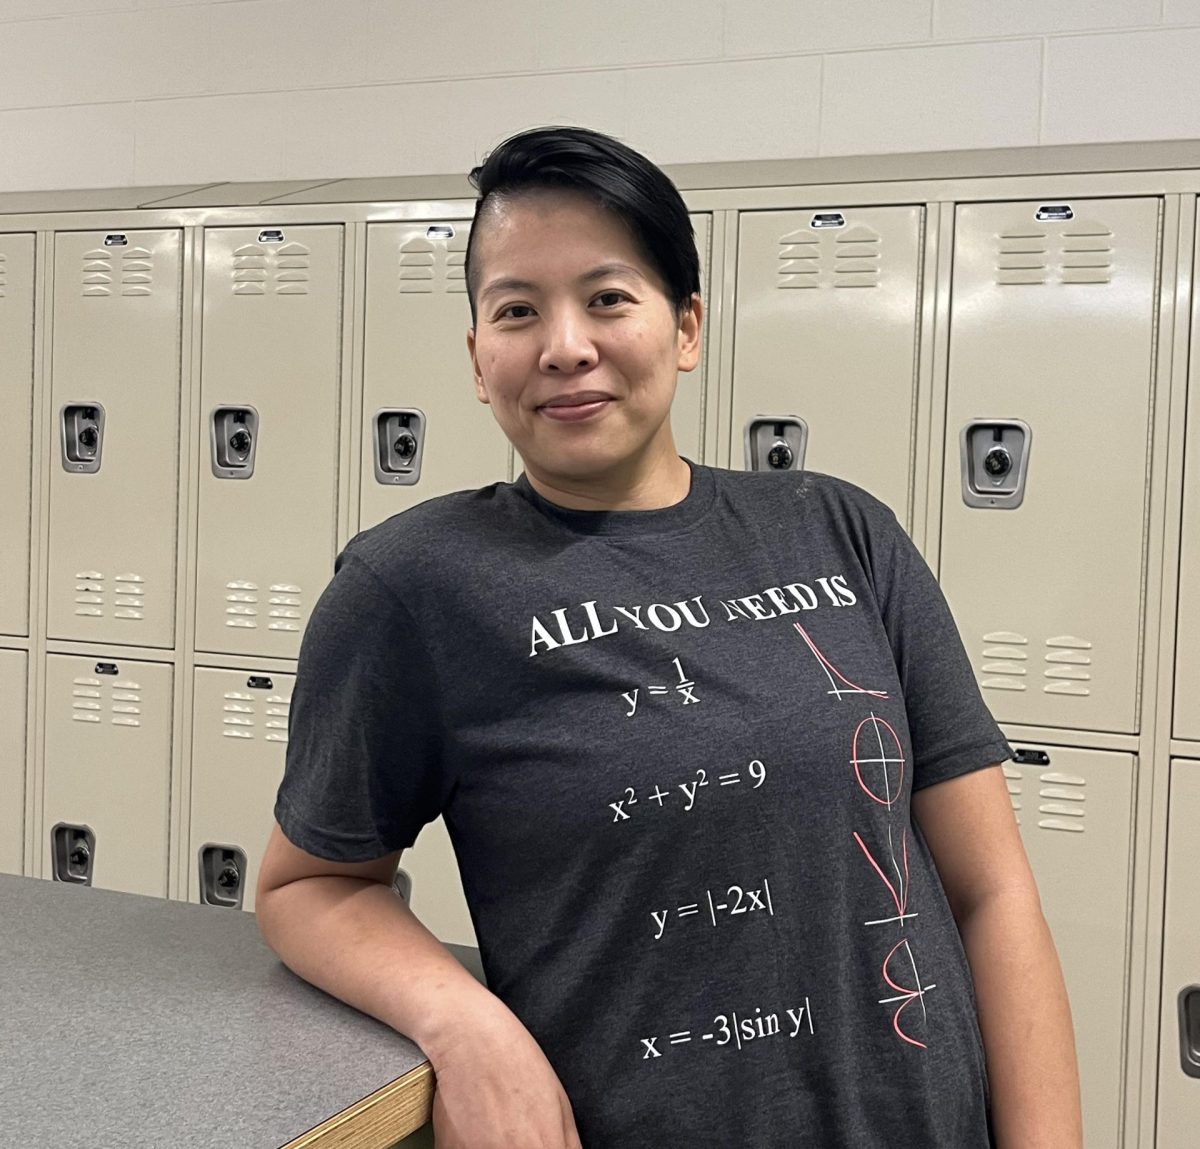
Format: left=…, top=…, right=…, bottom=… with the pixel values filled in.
left=427, top=1002, right=583, bottom=1149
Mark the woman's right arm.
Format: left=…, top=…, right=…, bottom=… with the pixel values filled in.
left=255, top=824, right=583, bottom=1149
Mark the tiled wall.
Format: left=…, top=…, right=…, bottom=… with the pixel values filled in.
left=0, top=0, right=1198, bottom=190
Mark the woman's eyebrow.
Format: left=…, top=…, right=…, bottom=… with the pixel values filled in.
left=479, top=263, right=645, bottom=305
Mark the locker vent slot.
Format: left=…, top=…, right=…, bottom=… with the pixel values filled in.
left=69, top=674, right=143, bottom=726
left=73, top=569, right=149, bottom=620
left=221, top=688, right=292, bottom=742
left=1043, top=635, right=1093, bottom=695
left=979, top=631, right=1028, bottom=691
left=1002, top=765, right=1022, bottom=820
left=775, top=224, right=881, bottom=289
left=1036, top=771, right=1086, bottom=833
left=0, top=251, right=6, bottom=297
left=994, top=223, right=1113, bottom=286
left=120, top=246, right=154, bottom=296
left=82, top=248, right=114, bottom=297
left=231, top=240, right=310, bottom=296
left=224, top=579, right=259, bottom=628
left=267, top=583, right=303, bottom=631
left=398, top=229, right=470, bottom=294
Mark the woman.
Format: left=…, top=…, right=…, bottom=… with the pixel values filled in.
left=257, top=126, right=1083, bottom=1148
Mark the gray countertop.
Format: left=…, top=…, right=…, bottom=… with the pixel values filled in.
left=0, top=874, right=482, bottom=1148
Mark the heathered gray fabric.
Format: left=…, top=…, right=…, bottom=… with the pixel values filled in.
left=276, top=460, right=1013, bottom=1148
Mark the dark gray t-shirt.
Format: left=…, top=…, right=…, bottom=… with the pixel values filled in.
left=276, top=460, right=1012, bottom=1148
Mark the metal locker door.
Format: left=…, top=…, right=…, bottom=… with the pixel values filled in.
left=42, top=653, right=173, bottom=896
left=0, top=235, right=34, bottom=638
left=669, top=213, right=711, bottom=465
left=0, top=649, right=27, bottom=875
left=1174, top=216, right=1200, bottom=741
left=1157, top=758, right=1200, bottom=1148
left=47, top=230, right=182, bottom=649
left=401, top=816, right=476, bottom=947
left=1002, top=744, right=1135, bottom=1149
left=188, top=667, right=294, bottom=912
left=195, top=226, right=343, bottom=659
left=731, top=206, right=924, bottom=517
left=942, top=199, right=1160, bottom=736
left=360, top=220, right=508, bottom=531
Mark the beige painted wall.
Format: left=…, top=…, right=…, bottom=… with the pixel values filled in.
left=0, top=0, right=1198, bottom=190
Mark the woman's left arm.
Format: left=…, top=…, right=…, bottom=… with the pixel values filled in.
left=911, top=764, right=1084, bottom=1149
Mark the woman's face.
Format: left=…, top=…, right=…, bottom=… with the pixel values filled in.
left=467, top=191, right=702, bottom=497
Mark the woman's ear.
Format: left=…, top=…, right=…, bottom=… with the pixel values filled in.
left=676, top=293, right=704, bottom=373
left=467, top=326, right=491, bottom=405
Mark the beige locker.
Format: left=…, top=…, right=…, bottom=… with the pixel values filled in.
left=730, top=206, right=924, bottom=517
left=0, top=649, right=27, bottom=875
left=188, top=667, right=294, bottom=912
left=941, top=198, right=1160, bottom=736
left=1003, top=744, right=1135, bottom=1149
left=360, top=220, right=508, bottom=531
left=47, top=230, right=182, bottom=649
left=0, top=235, right=35, bottom=638
left=670, top=213, right=711, bottom=465
left=42, top=653, right=173, bottom=897
left=195, top=226, right=343, bottom=659
left=1158, top=758, right=1200, bottom=1148
left=401, top=816, right=476, bottom=947
left=1175, top=217, right=1200, bottom=741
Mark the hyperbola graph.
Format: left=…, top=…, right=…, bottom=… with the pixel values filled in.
left=793, top=622, right=889, bottom=701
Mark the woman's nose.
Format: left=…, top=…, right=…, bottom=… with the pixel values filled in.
left=539, top=311, right=599, bottom=373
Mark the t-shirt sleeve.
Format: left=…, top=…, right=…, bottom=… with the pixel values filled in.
left=273, top=547, right=448, bottom=861
left=871, top=502, right=1015, bottom=791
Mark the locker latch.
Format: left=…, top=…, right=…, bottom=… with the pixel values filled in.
left=247, top=675, right=273, bottom=690
left=257, top=229, right=284, bottom=244
left=959, top=419, right=1032, bottom=509
left=199, top=845, right=248, bottom=909
left=1012, top=748, right=1050, bottom=767
left=211, top=406, right=259, bottom=479
left=60, top=404, right=105, bottom=473
left=51, top=824, right=96, bottom=885
left=94, top=661, right=119, bottom=676
left=374, top=409, right=426, bottom=486
left=104, top=234, right=128, bottom=247
left=1035, top=204, right=1074, bottom=222
left=744, top=416, right=807, bottom=473
left=1180, top=987, right=1200, bottom=1078
left=810, top=212, right=846, bottom=229
left=392, top=866, right=412, bottom=903
left=426, top=225, right=455, bottom=240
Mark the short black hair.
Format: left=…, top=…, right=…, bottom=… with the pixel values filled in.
left=464, top=125, right=701, bottom=326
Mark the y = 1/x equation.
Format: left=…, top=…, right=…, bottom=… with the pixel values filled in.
left=641, top=997, right=815, bottom=1060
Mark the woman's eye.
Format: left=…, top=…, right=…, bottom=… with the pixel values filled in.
left=498, top=303, right=535, bottom=320
left=593, top=291, right=628, bottom=308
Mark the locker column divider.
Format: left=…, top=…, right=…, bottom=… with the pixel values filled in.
left=341, top=220, right=367, bottom=549
left=24, top=228, right=50, bottom=878
left=910, top=202, right=942, bottom=553
left=1140, top=194, right=1197, bottom=1149
left=923, top=202, right=956, bottom=575
left=170, top=221, right=201, bottom=903
left=712, top=209, right=739, bottom=471
left=699, top=210, right=727, bottom=466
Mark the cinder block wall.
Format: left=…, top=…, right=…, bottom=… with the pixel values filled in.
left=1, top=1, right=1197, bottom=191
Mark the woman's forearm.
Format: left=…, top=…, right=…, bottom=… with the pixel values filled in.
left=957, top=890, right=1084, bottom=1148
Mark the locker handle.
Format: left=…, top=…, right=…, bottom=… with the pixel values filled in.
left=1012, top=749, right=1050, bottom=767
left=1182, top=987, right=1200, bottom=1078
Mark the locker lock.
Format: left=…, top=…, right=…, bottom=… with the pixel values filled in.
left=374, top=409, right=426, bottom=486
left=959, top=419, right=1031, bottom=509
left=744, top=416, right=807, bottom=473
left=51, top=825, right=96, bottom=885
left=61, top=403, right=106, bottom=473
left=211, top=407, right=259, bottom=480
left=199, top=845, right=248, bottom=909
left=1180, top=986, right=1200, bottom=1078
left=767, top=441, right=794, bottom=470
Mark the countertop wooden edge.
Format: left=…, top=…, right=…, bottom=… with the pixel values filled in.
left=282, top=1060, right=435, bottom=1148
